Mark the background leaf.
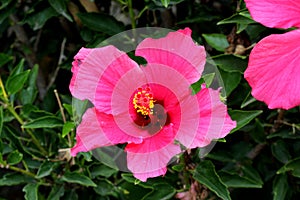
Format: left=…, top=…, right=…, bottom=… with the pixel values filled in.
left=193, top=160, right=231, bottom=200
left=61, top=171, right=97, bottom=187
left=23, top=183, right=39, bottom=200
left=77, top=12, right=125, bottom=35
left=7, top=150, right=23, bottom=165
left=6, top=70, right=30, bottom=95
left=48, top=0, right=73, bottom=21
left=228, top=110, right=263, bottom=133
left=22, top=116, right=63, bottom=129
left=202, top=33, right=229, bottom=52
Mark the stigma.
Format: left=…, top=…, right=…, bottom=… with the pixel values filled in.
left=132, top=87, right=154, bottom=116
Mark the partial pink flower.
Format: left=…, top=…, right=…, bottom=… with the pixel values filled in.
left=244, top=0, right=300, bottom=29
left=70, top=28, right=236, bottom=181
left=244, top=0, right=300, bottom=109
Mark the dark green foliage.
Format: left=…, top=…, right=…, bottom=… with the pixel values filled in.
left=0, top=0, right=299, bottom=199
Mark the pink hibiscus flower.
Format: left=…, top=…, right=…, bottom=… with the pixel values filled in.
left=69, top=28, right=236, bottom=181
left=244, top=0, right=300, bottom=109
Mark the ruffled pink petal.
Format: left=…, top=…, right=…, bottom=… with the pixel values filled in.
left=244, top=30, right=300, bottom=109
left=70, top=45, right=140, bottom=114
left=174, top=85, right=235, bottom=149
left=189, top=86, right=236, bottom=148
left=69, top=48, right=91, bottom=96
left=70, top=108, right=112, bottom=156
left=136, top=28, right=206, bottom=84
left=125, top=124, right=177, bottom=153
left=245, top=0, right=300, bottom=29
left=95, top=110, right=144, bottom=145
left=126, top=125, right=181, bottom=182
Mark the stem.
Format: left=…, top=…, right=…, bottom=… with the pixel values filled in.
left=7, top=105, right=24, bottom=124
left=0, top=76, right=8, bottom=100
left=26, top=129, right=48, bottom=155
left=136, top=6, right=148, bottom=19
left=54, top=89, right=72, bottom=147
left=7, top=165, right=51, bottom=186
left=8, top=165, right=36, bottom=178
left=54, top=89, right=66, bottom=123
left=127, top=0, right=136, bottom=29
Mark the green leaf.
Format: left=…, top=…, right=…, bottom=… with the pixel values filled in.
left=23, top=7, right=59, bottom=30
left=0, top=1, right=15, bottom=24
left=267, top=129, right=300, bottom=140
left=36, top=161, right=57, bottom=178
left=241, top=165, right=264, bottom=186
left=47, top=185, right=65, bottom=200
left=190, top=73, right=215, bottom=94
left=20, top=87, right=38, bottom=105
left=228, top=110, right=263, bottom=133
left=121, top=173, right=154, bottom=189
left=171, top=163, right=184, bottom=172
left=193, top=160, right=231, bottom=200
left=142, top=183, right=176, bottom=200
left=0, top=53, right=13, bottom=67
left=241, top=91, right=256, bottom=108
left=28, top=64, right=39, bottom=87
left=219, top=69, right=241, bottom=96
left=271, top=140, right=291, bottom=164
left=92, top=147, right=120, bottom=170
left=7, top=150, right=23, bottom=165
left=161, top=0, right=170, bottom=8
left=63, top=103, right=73, bottom=116
left=249, top=119, right=266, bottom=143
left=62, top=122, right=75, bottom=138
left=0, top=107, right=3, bottom=136
left=0, top=0, right=14, bottom=10
left=219, top=171, right=263, bottom=188
left=23, top=183, right=39, bottom=200
left=93, top=180, right=115, bottom=196
left=77, top=12, right=125, bottom=35
left=217, top=11, right=255, bottom=33
left=22, top=116, right=63, bottom=129
left=202, top=73, right=215, bottom=87
left=20, top=64, right=38, bottom=105
left=90, top=164, right=118, bottom=178
left=11, top=59, right=25, bottom=76
left=0, top=173, right=35, bottom=186
left=48, top=0, right=73, bottom=21
left=210, top=54, right=248, bottom=73
left=273, top=174, right=288, bottom=200
left=6, top=70, right=30, bottom=95
left=277, top=157, right=300, bottom=178
left=61, top=171, right=97, bottom=187
left=202, top=33, right=229, bottom=52
left=63, top=189, right=78, bottom=200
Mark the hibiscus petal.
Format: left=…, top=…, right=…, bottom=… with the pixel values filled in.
left=244, top=30, right=300, bottom=109
left=174, top=85, right=235, bottom=149
left=135, top=28, right=206, bottom=84
left=190, top=86, right=236, bottom=148
left=126, top=125, right=181, bottom=182
left=70, top=45, right=140, bottom=113
left=96, top=111, right=143, bottom=145
left=125, top=124, right=177, bottom=153
left=70, top=108, right=112, bottom=156
left=245, top=0, right=300, bottom=29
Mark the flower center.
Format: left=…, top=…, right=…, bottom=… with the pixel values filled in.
left=132, top=87, right=154, bottom=116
